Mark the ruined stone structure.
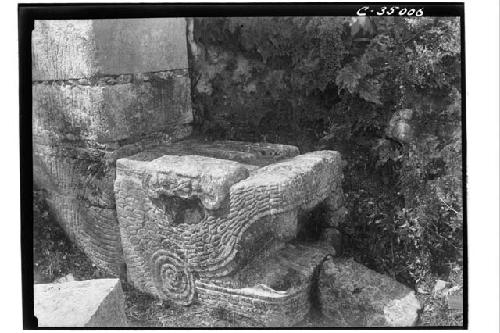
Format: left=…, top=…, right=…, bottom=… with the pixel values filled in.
left=32, top=18, right=419, bottom=327
left=32, top=19, right=192, bottom=274
left=113, top=140, right=344, bottom=325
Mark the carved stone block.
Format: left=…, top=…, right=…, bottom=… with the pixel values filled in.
left=114, top=140, right=344, bottom=322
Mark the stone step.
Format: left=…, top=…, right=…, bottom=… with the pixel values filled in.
left=34, top=278, right=128, bottom=327
left=195, top=242, right=335, bottom=327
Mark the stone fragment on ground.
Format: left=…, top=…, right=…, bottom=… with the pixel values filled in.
left=319, top=258, right=421, bottom=327
left=447, top=293, right=463, bottom=311
left=55, top=273, right=75, bottom=284
left=34, top=278, right=128, bottom=327
left=432, top=279, right=448, bottom=296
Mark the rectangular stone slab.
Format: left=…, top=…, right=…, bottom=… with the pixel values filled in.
left=125, top=139, right=300, bottom=166
left=34, top=279, right=127, bottom=327
left=32, top=18, right=188, bottom=81
left=33, top=72, right=192, bottom=144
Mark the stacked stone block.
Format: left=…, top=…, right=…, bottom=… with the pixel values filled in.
left=32, top=18, right=193, bottom=274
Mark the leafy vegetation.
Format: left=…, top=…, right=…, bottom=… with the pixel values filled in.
left=331, top=17, right=462, bottom=287
left=192, top=16, right=463, bottom=291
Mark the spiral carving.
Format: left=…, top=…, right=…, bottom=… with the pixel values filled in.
left=151, top=248, right=195, bottom=305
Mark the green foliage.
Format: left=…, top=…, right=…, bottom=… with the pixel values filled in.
left=335, top=17, right=460, bottom=106
left=224, top=17, right=347, bottom=94
left=333, top=17, right=462, bottom=285
left=192, top=17, right=349, bottom=148
left=192, top=17, right=463, bottom=286
left=396, top=91, right=463, bottom=280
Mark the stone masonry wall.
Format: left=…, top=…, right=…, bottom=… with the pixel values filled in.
left=32, top=18, right=193, bottom=274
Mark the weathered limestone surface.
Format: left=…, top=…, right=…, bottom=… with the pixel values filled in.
left=34, top=279, right=127, bottom=327
left=319, top=258, right=421, bottom=327
left=32, top=19, right=188, bottom=81
left=32, top=18, right=193, bottom=275
left=155, top=302, right=263, bottom=327
left=118, top=155, right=250, bottom=211
left=196, top=243, right=335, bottom=327
left=114, top=141, right=344, bottom=312
left=33, top=72, right=192, bottom=143
left=127, top=139, right=300, bottom=166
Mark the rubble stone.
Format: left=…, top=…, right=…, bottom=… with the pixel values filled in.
left=34, top=279, right=128, bottom=327
left=319, top=258, right=421, bottom=327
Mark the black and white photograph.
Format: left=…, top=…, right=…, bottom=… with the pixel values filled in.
left=10, top=1, right=498, bottom=330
